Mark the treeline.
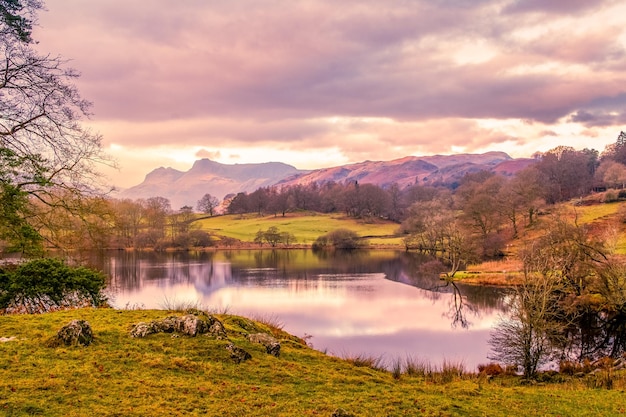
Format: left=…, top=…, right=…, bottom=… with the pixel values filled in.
left=224, top=137, right=626, bottom=255
left=226, top=141, right=622, bottom=223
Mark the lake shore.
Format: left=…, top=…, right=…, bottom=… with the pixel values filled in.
left=0, top=308, right=624, bottom=416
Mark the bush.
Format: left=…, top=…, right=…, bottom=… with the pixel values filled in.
left=603, top=190, right=618, bottom=203
left=188, top=230, right=214, bottom=247
left=254, top=226, right=296, bottom=247
left=0, top=258, right=107, bottom=314
left=169, top=230, right=215, bottom=249
left=478, top=363, right=504, bottom=376
left=312, top=228, right=366, bottom=250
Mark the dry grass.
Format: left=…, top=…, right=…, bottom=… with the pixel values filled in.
left=340, top=352, right=387, bottom=371
left=467, top=259, right=523, bottom=273
left=248, top=312, right=285, bottom=331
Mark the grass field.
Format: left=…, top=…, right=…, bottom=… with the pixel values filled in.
left=1, top=308, right=625, bottom=416
left=196, top=212, right=404, bottom=246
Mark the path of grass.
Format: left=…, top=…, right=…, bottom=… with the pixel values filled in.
left=1, top=309, right=625, bottom=416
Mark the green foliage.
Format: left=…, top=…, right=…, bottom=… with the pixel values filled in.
left=0, top=258, right=107, bottom=313
left=0, top=0, right=39, bottom=43
left=0, top=148, right=49, bottom=255
left=254, top=226, right=296, bottom=247
left=0, top=187, right=43, bottom=255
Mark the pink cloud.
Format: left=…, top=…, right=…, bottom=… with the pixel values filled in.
left=31, top=0, right=626, bottom=174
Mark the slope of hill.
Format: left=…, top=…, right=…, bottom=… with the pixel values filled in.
left=278, top=151, right=516, bottom=188
left=1, top=308, right=623, bottom=416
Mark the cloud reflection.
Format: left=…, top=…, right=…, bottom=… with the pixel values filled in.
left=104, top=250, right=503, bottom=369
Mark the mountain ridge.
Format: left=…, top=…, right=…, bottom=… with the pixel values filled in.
left=117, top=152, right=534, bottom=209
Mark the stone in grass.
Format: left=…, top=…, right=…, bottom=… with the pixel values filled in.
left=130, top=322, right=158, bottom=338
left=207, top=316, right=227, bottom=339
left=247, top=333, right=281, bottom=357
left=152, top=316, right=179, bottom=333
left=226, top=343, right=252, bottom=363
left=175, top=314, right=209, bottom=336
left=48, top=320, right=93, bottom=347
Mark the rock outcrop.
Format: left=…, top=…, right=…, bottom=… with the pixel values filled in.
left=48, top=320, right=93, bottom=347
left=130, top=314, right=226, bottom=338
left=130, top=312, right=285, bottom=364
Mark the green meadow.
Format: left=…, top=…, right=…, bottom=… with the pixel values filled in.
left=197, top=212, right=404, bottom=247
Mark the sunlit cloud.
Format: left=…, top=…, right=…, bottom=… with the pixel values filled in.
left=33, top=0, right=626, bottom=188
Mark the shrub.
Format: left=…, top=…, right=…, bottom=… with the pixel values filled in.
left=478, top=362, right=504, bottom=376
left=188, top=230, right=214, bottom=247
left=0, top=258, right=107, bottom=313
left=603, top=190, right=618, bottom=203
left=254, top=227, right=296, bottom=247
left=313, top=228, right=366, bottom=250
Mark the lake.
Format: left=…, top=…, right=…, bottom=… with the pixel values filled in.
left=93, top=249, right=510, bottom=371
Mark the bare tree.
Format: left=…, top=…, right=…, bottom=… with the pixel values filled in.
left=489, top=270, right=564, bottom=378
left=0, top=1, right=113, bottom=252
left=196, top=193, right=219, bottom=216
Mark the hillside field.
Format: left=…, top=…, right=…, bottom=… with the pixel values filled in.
left=196, top=212, right=404, bottom=247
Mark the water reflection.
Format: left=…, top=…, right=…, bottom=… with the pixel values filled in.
left=93, top=249, right=510, bottom=370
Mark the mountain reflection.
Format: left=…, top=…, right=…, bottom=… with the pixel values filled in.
left=93, top=249, right=508, bottom=370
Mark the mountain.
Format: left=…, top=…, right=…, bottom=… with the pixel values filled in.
left=277, top=151, right=526, bottom=189
left=118, top=152, right=535, bottom=209
left=118, top=159, right=305, bottom=209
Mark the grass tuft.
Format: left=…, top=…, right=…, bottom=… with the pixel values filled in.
left=248, top=312, right=284, bottom=331
left=341, top=352, right=386, bottom=371
left=158, top=295, right=205, bottom=312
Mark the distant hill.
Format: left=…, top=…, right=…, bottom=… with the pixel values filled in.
left=277, top=151, right=528, bottom=189
left=117, top=152, right=536, bottom=209
left=117, top=159, right=305, bottom=209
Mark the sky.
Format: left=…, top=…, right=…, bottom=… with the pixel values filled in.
left=33, top=0, right=626, bottom=188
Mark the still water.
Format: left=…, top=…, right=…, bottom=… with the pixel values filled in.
left=94, top=249, right=510, bottom=370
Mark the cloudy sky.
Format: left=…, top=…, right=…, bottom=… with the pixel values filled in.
left=34, top=0, right=626, bottom=188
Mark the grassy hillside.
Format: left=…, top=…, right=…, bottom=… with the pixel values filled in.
left=196, top=212, right=404, bottom=246
left=457, top=199, right=626, bottom=284
left=1, top=308, right=625, bottom=416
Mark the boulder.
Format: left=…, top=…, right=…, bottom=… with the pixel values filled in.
left=247, top=333, right=281, bottom=357
left=50, top=320, right=93, bottom=347
left=207, top=316, right=227, bottom=339
left=175, top=314, right=208, bottom=336
left=153, top=316, right=178, bottom=333
left=130, top=322, right=157, bottom=338
left=226, top=343, right=252, bottom=363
